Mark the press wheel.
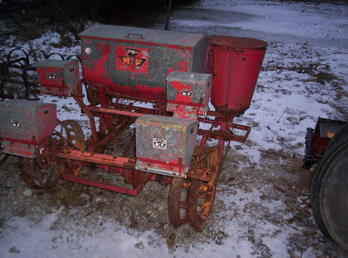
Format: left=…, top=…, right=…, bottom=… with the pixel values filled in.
left=187, top=147, right=221, bottom=231
left=21, top=147, right=58, bottom=189
left=168, top=178, right=190, bottom=228
left=54, top=120, right=86, bottom=176
left=187, top=179, right=217, bottom=231
left=59, top=120, right=86, bottom=151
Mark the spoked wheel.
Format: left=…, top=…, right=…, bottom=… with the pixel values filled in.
left=188, top=179, right=217, bottom=231
left=314, top=141, right=348, bottom=251
left=20, top=120, right=86, bottom=188
left=56, top=159, right=83, bottom=177
left=58, top=120, right=86, bottom=151
left=188, top=147, right=221, bottom=231
left=53, top=120, right=86, bottom=177
left=168, top=178, right=191, bottom=228
left=21, top=147, right=59, bottom=189
left=167, top=146, right=222, bottom=231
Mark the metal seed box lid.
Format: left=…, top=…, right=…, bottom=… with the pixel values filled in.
left=33, top=60, right=67, bottom=68
left=136, top=115, right=197, bottom=129
left=167, top=72, right=212, bottom=84
left=79, top=24, right=206, bottom=48
left=0, top=99, right=52, bottom=109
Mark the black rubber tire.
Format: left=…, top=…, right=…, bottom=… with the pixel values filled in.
left=311, top=144, right=345, bottom=238
left=319, top=142, right=348, bottom=251
left=311, top=125, right=348, bottom=239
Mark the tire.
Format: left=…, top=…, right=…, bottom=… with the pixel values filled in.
left=311, top=125, right=348, bottom=239
left=311, top=143, right=344, bottom=238
left=319, top=142, right=348, bottom=251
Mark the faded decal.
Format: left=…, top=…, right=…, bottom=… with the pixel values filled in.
left=116, top=47, right=149, bottom=73
left=152, top=137, right=167, bottom=150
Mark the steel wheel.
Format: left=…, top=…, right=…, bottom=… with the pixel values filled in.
left=21, top=148, right=59, bottom=189
left=187, top=179, right=217, bottom=231
left=319, top=142, right=348, bottom=251
left=187, top=147, right=221, bottom=231
left=58, top=120, right=86, bottom=151
left=168, top=178, right=190, bottom=228
left=53, top=120, right=86, bottom=176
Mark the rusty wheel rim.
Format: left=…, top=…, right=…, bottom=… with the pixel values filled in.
left=53, top=120, right=85, bottom=176
left=187, top=147, right=220, bottom=231
left=21, top=149, right=59, bottom=189
left=56, top=159, right=83, bottom=177
left=188, top=180, right=217, bottom=231
left=59, top=120, right=86, bottom=151
left=168, top=178, right=191, bottom=228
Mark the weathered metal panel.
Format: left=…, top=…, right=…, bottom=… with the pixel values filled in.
left=80, top=25, right=208, bottom=101
left=34, top=60, right=80, bottom=97
left=166, top=72, right=211, bottom=119
left=79, top=24, right=205, bottom=48
left=208, top=35, right=267, bottom=114
left=192, top=37, right=209, bottom=73
left=0, top=100, right=57, bottom=144
left=63, top=60, right=80, bottom=95
left=135, top=115, right=197, bottom=177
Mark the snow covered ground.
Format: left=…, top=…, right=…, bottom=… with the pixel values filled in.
left=1, top=0, right=348, bottom=257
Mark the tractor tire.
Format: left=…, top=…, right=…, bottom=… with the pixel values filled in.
left=311, top=143, right=344, bottom=238
left=311, top=137, right=348, bottom=251
left=320, top=142, right=348, bottom=251
left=311, top=124, right=348, bottom=238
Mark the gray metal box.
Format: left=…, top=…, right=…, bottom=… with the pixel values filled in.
left=135, top=115, right=197, bottom=177
left=79, top=24, right=208, bottom=101
left=0, top=100, right=57, bottom=144
left=166, top=72, right=212, bottom=118
left=34, top=59, right=80, bottom=97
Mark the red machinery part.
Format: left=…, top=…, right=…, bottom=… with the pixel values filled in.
left=4, top=25, right=268, bottom=231
left=0, top=100, right=57, bottom=157
left=208, top=36, right=267, bottom=114
left=79, top=24, right=208, bottom=102
left=166, top=71, right=212, bottom=119
left=135, top=115, right=198, bottom=177
left=34, top=59, right=80, bottom=97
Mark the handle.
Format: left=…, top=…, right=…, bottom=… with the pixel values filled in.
left=126, top=33, right=144, bottom=40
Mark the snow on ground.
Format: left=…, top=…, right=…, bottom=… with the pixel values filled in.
left=1, top=0, right=348, bottom=257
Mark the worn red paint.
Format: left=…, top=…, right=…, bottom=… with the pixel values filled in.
left=116, top=46, right=149, bottom=73
left=209, top=36, right=267, bottom=114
